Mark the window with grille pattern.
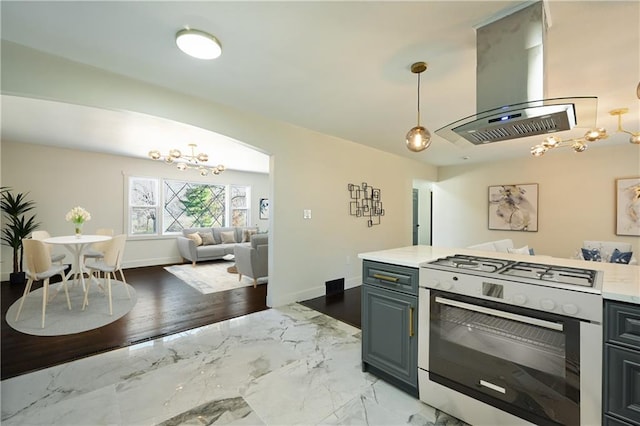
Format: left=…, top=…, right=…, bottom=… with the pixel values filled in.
left=163, top=180, right=226, bottom=232
left=127, top=177, right=251, bottom=236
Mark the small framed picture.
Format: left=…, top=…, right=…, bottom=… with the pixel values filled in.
left=259, top=198, right=269, bottom=220
left=616, top=177, right=640, bottom=236
left=488, top=183, right=538, bottom=232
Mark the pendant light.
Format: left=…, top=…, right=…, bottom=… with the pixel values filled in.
left=405, top=62, right=432, bottom=152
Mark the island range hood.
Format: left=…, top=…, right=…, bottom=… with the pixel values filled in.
left=435, top=1, right=598, bottom=147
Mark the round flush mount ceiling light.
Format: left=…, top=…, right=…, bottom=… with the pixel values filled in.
left=175, top=28, right=222, bottom=60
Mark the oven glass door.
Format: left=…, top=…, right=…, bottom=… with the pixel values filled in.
left=429, top=290, right=580, bottom=426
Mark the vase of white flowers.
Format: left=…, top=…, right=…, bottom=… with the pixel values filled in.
left=65, top=206, right=91, bottom=238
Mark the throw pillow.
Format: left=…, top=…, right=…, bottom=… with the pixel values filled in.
left=185, top=232, right=203, bottom=246
left=507, top=245, right=531, bottom=255
left=242, top=229, right=257, bottom=243
left=581, top=248, right=602, bottom=262
left=610, top=248, right=633, bottom=264
left=199, top=231, right=216, bottom=246
left=220, top=230, right=237, bottom=244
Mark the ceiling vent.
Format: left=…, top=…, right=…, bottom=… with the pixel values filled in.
left=436, top=1, right=598, bottom=147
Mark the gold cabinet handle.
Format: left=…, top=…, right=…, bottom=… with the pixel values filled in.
left=372, top=273, right=399, bottom=283
left=409, top=307, right=415, bottom=337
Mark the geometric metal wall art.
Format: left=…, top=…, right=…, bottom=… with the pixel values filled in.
left=348, top=182, right=384, bottom=227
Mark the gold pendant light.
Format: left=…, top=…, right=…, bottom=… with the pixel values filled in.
left=405, top=62, right=432, bottom=152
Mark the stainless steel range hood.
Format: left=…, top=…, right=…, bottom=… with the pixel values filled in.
left=436, top=1, right=598, bottom=147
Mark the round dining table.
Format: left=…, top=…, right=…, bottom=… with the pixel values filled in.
left=43, top=234, right=112, bottom=291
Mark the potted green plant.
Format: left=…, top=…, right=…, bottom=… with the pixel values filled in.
left=1, top=187, right=40, bottom=284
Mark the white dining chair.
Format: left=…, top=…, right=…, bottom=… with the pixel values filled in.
left=83, top=228, right=114, bottom=264
left=31, top=230, right=66, bottom=264
left=15, top=239, right=72, bottom=328
left=83, top=234, right=130, bottom=315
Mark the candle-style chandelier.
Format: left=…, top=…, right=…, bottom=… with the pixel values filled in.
left=148, top=143, right=225, bottom=176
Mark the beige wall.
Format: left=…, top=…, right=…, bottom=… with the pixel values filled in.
left=1, top=42, right=438, bottom=306
left=433, top=143, right=640, bottom=257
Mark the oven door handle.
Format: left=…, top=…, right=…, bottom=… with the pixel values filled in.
left=434, top=296, right=564, bottom=332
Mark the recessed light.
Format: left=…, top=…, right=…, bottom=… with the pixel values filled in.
left=175, top=28, right=222, bottom=60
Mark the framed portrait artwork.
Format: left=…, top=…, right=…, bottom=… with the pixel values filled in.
left=488, top=183, right=538, bottom=232
left=616, top=177, right=640, bottom=236
left=259, top=198, right=269, bottom=220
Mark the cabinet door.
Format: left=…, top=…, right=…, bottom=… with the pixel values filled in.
left=606, top=301, right=640, bottom=350
left=606, top=344, right=640, bottom=425
left=362, top=285, right=417, bottom=386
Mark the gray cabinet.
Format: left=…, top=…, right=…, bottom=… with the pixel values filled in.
left=361, top=260, right=418, bottom=396
left=604, top=300, right=640, bottom=426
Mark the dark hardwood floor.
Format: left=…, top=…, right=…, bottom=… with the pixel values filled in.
left=1, top=264, right=362, bottom=381
left=299, top=286, right=361, bottom=329
left=1, top=263, right=268, bottom=380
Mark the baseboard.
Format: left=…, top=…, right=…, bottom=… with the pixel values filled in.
left=122, top=256, right=183, bottom=269
left=267, top=276, right=361, bottom=308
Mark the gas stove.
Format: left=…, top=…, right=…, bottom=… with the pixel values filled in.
left=424, top=254, right=601, bottom=292
left=421, top=253, right=602, bottom=322
left=418, top=254, right=604, bottom=426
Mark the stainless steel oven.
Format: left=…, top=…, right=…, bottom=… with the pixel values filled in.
left=418, top=255, right=603, bottom=426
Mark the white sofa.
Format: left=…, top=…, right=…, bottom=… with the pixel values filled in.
left=467, top=239, right=516, bottom=253
left=467, top=239, right=636, bottom=264
left=582, top=240, right=637, bottom=265
left=467, top=239, right=537, bottom=256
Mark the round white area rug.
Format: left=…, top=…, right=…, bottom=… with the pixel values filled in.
left=5, top=279, right=137, bottom=336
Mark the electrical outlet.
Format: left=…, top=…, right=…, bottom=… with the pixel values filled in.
left=303, top=209, right=312, bottom=219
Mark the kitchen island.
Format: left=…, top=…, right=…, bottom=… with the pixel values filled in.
left=358, top=245, right=640, bottom=426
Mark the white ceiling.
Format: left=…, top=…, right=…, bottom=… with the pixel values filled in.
left=1, top=95, right=271, bottom=174
left=1, top=1, right=639, bottom=170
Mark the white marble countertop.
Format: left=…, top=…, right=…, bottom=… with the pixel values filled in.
left=358, top=245, right=640, bottom=304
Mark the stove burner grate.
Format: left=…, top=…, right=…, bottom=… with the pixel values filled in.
left=425, top=256, right=600, bottom=290
left=429, top=254, right=514, bottom=273
left=500, top=262, right=597, bottom=287
left=536, top=271, right=554, bottom=279
left=452, top=260, right=479, bottom=269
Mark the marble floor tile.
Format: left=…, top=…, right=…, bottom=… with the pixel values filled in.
left=1, top=304, right=466, bottom=426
